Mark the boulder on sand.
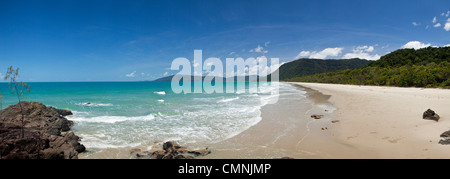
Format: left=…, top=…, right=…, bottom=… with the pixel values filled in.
left=311, top=114, right=324, bottom=119
left=422, top=109, right=440, bottom=121
left=439, top=130, right=450, bottom=145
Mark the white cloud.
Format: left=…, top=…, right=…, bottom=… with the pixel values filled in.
left=343, top=52, right=380, bottom=61
left=228, top=52, right=235, bottom=55
left=342, top=45, right=380, bottom=60
left=295, top=51, right=311, bottom=59
left=126, top=71, right=136, bottom=78
left=298, top=47, right=344, bottom=59
left=412, top=22, right=420, bottom=26
left=249, top=45, right=268, bottom=54
left=445, top=18, right=450, bottom=31
left=354, top=45, right=374, bottom=53
left=444, top=44, right=450, bottom=47
left=163, top=72, right=168, bottom=76
left=401, top=41, right=431, bottom=50
left=432, top=16, right=437, bottom=23
left=264, top=41, right=270, bottom=47
left=434, top=23, right=442, bottom=27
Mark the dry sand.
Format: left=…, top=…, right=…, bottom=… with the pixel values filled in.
left=291, top=82, right=450, bottom=159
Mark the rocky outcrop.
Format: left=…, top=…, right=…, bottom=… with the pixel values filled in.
left=132, top=141, right=210, bottom=159
left=0, top=101, right=85, bottom=159
left=423, top=109, right=440, bottom=121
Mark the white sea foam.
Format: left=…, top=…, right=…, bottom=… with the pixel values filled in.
left=218, top=97, right=239, bottom=103
left=157, top=99, right=164, bottom=103
left=78, top=133, right=143, bottom=149
left=154, top=91, right=166, bottom=95
left=72, top=111, right=90, bottom=115
left=77, top=102, right=113, bottom=107
left=68, top=114, right=156, bottom=123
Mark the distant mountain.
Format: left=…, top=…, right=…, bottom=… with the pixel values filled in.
left=153, top=75, right=176, bottom=81
left=153, top=75, right=266, bottom=82
left=273, top=58, right=370, bottom=80
left=154, top=58, right=370, bottom=82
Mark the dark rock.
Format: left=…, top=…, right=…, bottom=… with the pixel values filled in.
left=54, top=108, right=73, bottom=117
left=187, top=149, right=211, bottom=156
left=134, top=141, right=210, bottom=159
left=311, top=114, right=324, bottom=119
left=440, top=130, right=450, bottom=138
left=423, top=109, right=440, bottom=121
left=274, top=157, right=295, bottom=159
left=0, top=101, right=84, bottom=159
left=439, top=130, right=450, bottom=145
left=65, top=131, right=86, bottom=153
left=439, top=139, right=450, bottom=145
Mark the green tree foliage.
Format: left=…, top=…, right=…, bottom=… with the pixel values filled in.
left=275, top=58, right=370, bottom=80
left=287, top=47, right=450, bottom=88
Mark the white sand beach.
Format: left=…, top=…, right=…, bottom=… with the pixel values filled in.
left=290, top=82, right=450, bottom=158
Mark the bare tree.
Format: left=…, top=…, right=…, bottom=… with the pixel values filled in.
left=4, top=66, right=30, bottom=138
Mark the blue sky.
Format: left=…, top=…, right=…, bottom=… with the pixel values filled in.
left=0, top=0, right=449, bottom=82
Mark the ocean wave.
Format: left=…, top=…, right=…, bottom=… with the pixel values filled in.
left=218, top=97, right=239, bottom=103
left=68, top=114, right=156, bottom=123
left=77, top=102, right=113, bottom=107
left=154, top=91, right=166, bottom=95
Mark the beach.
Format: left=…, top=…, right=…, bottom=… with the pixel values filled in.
left=291, top=82, right=450, bottom=158
left=204, top=82, right=450, bottom=159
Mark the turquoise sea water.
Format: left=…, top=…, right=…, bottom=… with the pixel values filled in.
left=0, top=81, right=289, bottom=153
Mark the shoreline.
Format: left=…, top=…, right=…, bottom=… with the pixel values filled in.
left=203, top=82, right=368, bottom=159
left=290, top=82, right=450, bottom=159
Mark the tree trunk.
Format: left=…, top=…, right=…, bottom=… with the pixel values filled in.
left=15, top=86, right=24, bottom=138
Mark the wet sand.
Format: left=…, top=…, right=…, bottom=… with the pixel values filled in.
left=203, top=83, right=368, bottom=159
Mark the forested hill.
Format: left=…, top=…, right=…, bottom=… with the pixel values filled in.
left=287, top=47, right=450, bottom=88
left=275, top=58, right=370, bottom=80
left=368, top=47, right=450, bottom=67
